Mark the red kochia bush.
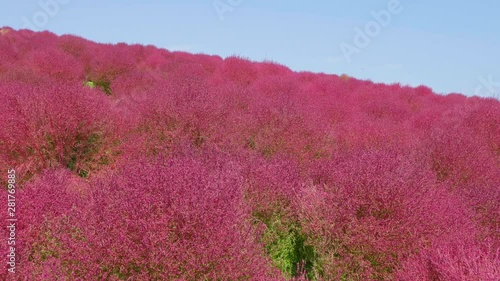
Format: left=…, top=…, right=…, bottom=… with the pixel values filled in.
left=396, top=239, right=500, bottom=281
left=0, top=169, right=88, bottom=280
left=14, top=150, right=279, bottom=280
left=299, top=149, right=477, bottom=280
left=220, top=56, right=259, bottom=86
left=23, top=48, right=85, bottom=81
left=424, top=103, right=500, bottom=241
left=0, top=81, right=120, bottom=182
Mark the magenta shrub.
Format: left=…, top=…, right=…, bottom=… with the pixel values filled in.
left=0, top=81, right=120, bottom=182
left=2, top=153, right=283, bottom=280
left=299, top=149, right=477, bottom=279
left=0, top=169, right=88, bottom=280
left=396, top=239, right=500, bottom=280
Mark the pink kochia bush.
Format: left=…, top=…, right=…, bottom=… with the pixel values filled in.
left=396, top=239, right=500, bottom=281
left=300, top=149, right=478, bottom=279
left=0, top=81, right=120, bottom=183
left=0, top=27, right=499, bottom=280
left=6, top=150, right=281, bottom=280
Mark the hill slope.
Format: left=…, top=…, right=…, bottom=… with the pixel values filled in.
left=1, top=27, right=499, bottom=280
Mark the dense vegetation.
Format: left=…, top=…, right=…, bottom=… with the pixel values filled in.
left=1, top=27, right=499, bottom=280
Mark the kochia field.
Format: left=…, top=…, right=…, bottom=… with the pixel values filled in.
left=0, top=27, right=499, bottom=280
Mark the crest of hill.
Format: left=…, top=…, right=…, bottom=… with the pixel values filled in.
left=1, top=26, right=472, bottom=101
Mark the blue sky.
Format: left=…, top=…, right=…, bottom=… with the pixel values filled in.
left=1, top=0, right=499, bottom=98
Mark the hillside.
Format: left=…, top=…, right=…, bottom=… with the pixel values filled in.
left=1, top=27, right=499, bottom=280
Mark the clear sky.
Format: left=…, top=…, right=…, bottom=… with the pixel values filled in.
left=1, top=0, right=499, bottom=98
